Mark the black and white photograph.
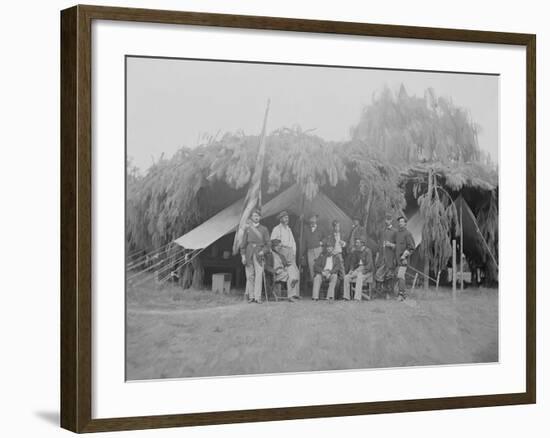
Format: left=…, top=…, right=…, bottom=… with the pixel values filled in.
left=125, top=56, right=499, bottom=381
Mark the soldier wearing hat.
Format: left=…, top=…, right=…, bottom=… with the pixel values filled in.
left=240, top=208, right=271, bottom=303
left=394, top=216, right=415, bottom=301
left=375, top=212, right=397, bottom=299
left=343, top=238, right=374, bottom=301
left=301, top=213, right=325, bottom=281
left=324, top=219, right=347, bottom=282
left=312, top=239, right=342, bottom=300
left=347, top=216, right=367, bottom=249
left=270, top=210, right=300, bottom=298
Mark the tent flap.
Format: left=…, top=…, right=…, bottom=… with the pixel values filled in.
left=174, top=198, right=244, bottom=250
left=174, top=184, right=352, bottom=250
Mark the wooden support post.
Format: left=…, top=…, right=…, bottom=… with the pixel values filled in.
left=424, top=169, right=433, bottom=291
left=452, top=239, right=457, bottom=300
left=423, top=257, right=430, bottom=291
left=460, top=202, right=464, bottom=293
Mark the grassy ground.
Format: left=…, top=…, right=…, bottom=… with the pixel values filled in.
left=126, top=282, right=498, bottom=380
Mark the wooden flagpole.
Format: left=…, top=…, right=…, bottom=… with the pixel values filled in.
left=232, top=99, right=271, bottom=255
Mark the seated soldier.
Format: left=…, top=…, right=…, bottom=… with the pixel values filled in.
left=343, top=238, right=375, bottom=301
left=312, top=242, right=341, bottom=301
left=344, top=235, right=360, bottom=272
left=265, top=239, right=300, bottom=301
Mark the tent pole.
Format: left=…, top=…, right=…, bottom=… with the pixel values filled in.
left=424, top=169, right=433, bottom=291
left=452, top=239, right=457, bottom=300
left=297, top=193, right=306, bottom=275
left=423, top=257, right=430, bottom=291
left=297, top=193, right=313, bottom=295
left=470, top=206, right=499, bottom=270
left=460, top=202, right=464, bottom=293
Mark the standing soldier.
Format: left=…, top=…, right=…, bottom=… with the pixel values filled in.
left=240, top=209, right=271, bottom=303
left=325, top=220, right=347, bottom=281
left=301, top=214, right=324, bottom=281
left=346, top=216, right=368, bottom=272
left=375, top=212, right=397, bottom=299
left=394, top=216, right=415, bottom=301
left=271, top=210, right=300, bottom=298
left=271, top=211, right=296, bottom=261
left=347, top=216, right=367, bottom=248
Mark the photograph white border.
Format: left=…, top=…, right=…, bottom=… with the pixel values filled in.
left=92, top=20, right=526, bottom=419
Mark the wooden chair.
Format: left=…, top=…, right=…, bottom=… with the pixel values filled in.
left=349, top=277, right=374, bottom=300
left=314, top=275, right=339, bottom=300
left=266, top=272, right=293, bottom=302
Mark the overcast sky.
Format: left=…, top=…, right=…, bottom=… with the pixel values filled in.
left=126, top=57, right=498, bottom=171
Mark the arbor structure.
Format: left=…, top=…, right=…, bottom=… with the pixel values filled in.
left=127, top=85, right=498, bottom=288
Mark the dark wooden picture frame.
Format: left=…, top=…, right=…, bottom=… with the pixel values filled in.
left=60, top=4, right=536, bottom=433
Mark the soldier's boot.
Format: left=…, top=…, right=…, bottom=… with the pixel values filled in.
left=383, top=279, right=391, bottom=300
left=397, top=278, right=407, bottom=301
left=385, top=278, right=396, bottom=300
left=375, top=281, right=383, bottom=298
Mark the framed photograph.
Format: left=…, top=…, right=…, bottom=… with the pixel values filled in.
left=60, top=4, right=536, bottom=433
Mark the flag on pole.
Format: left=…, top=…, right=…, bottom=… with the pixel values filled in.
left=232, top=99, right=271, bottom=255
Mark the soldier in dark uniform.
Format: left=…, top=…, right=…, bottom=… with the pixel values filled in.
left=375, top=212, right=397, bottom=299
left=347, top=216, right=367, bottom=249
left=394, top=216, right=416, bottom=301
left=312, top=241, right=342, bottom=301
left=240, top=209, right=271, bottom=303
left=343, top=238, right=375, bottom=301
left=301, top=214, right=325, bottom=281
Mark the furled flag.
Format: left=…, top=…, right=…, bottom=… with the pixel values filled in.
left=232, top=99, right=271, bottom=254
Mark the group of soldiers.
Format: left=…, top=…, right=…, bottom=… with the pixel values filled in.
left=239, top=209, right=415, bottom=303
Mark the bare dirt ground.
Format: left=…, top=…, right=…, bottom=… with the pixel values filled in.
left=126, top=282, right=498, bottom=380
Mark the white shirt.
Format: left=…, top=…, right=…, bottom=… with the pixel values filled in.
left=323, top=256, right=334, bottom=272
left=333, top=232, right=343, bottom=255
left=271, top=223, right=296, bottom=252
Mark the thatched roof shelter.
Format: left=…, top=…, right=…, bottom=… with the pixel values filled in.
left=127, top=85, right=499, bottom=285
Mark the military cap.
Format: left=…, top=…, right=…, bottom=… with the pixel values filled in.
left=277, top=210, right=289, bottom=220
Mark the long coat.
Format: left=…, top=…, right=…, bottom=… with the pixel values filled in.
left=302, top=224, right=325, bottom=255
left=394, top=228, right=415, bottom=265
left=239, top=224, right=271, bottom=265
left=378, top=226, right=397, bottom=268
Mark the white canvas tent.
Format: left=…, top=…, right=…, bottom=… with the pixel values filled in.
left=174, top=184, right=352, bottom=250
